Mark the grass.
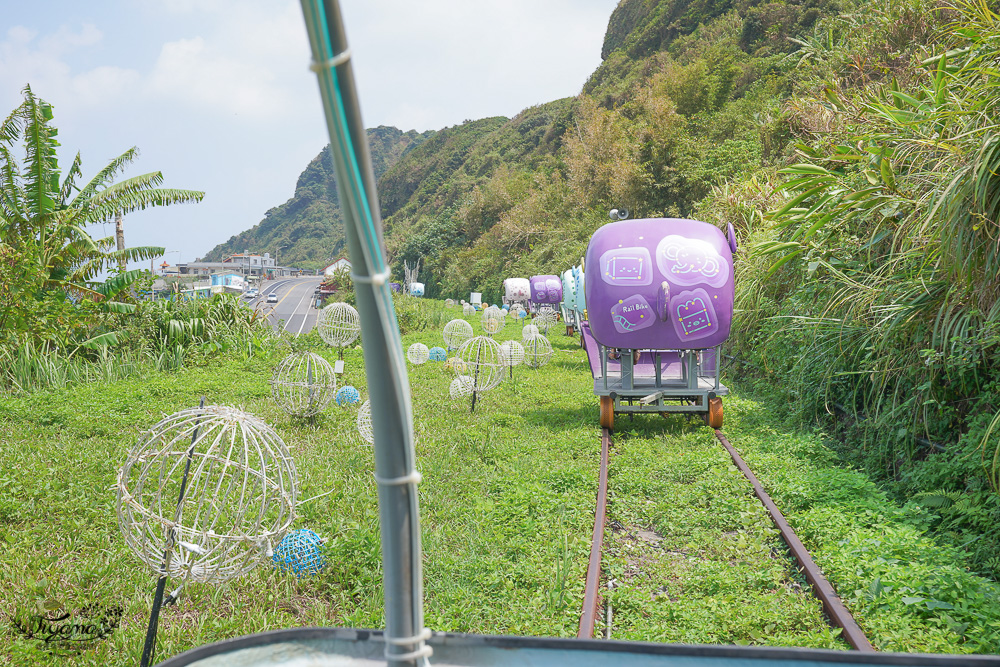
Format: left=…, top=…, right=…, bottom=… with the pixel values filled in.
left=0, top=302, right=998, bottom=665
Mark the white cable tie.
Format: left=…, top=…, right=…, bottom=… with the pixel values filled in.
left=178, top=541, right=207, bottom=555
left=350, top=268, right=391, bottom=287
left=373, top=470, right=422, bottom=486
left=384, top=627, right=432, bottom=645
left=383, top=627, right=433, bottom=661
left=309, top=48, right=352, bottom=73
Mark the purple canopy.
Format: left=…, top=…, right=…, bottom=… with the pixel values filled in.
left=584, top=218, right=735, bottom=350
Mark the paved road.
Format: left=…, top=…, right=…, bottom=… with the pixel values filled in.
left=244, top=276, right=324, bottom=335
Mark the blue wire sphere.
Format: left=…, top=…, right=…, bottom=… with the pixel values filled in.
left=518, top=310, right=527, bottom=319
left=502, top=304, right=510, bottom=311
left=272, top=529, right=324, bottom=577
left=336, top=385, right=361, bottom=406
left=428, top=346, right=447, bottom=361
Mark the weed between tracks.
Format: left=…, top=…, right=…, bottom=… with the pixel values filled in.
left=604, top=421, right=844, bottom=649
left=604, top=392, right=1000, bottom=652
left=1, top=307, right=998, bottom=664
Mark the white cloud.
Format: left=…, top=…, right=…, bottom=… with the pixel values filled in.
left=39, top=23, right=103, bottom=54
left=144, top=1, right=312, bottom=120
left=71, top=66, right=142, bottom=106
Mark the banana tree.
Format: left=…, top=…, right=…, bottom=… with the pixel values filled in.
left=0, top=85, right=204, bottom=344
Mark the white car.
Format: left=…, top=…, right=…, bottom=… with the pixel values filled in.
left=266, top=292, right=278, bottom=303
left=245, top=288, right=259, bottom=299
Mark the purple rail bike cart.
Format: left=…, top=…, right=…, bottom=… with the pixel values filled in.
left=582, top=218, right=737, bottom=430
left=529, top=275, right=562, bottom=311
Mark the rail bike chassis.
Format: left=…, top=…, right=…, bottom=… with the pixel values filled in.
left=581, top=322, right=727, bottom=431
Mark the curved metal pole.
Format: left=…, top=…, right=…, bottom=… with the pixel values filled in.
left=298, top=2, right=429, bottom=664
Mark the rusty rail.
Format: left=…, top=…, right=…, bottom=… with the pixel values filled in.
left=714, top=430, right=874, bottom=652
left=578, top=427, right=611, bottom=638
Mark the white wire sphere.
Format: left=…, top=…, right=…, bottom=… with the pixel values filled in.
left=462, top=303, right=476, bottom=317
left=534, top=307, right=559, bottom=333
left=317, top=302, right=361, bottom=348
left=443, top=318, right=474, bottom=349
left=356, top=400, right=373, bottom=445
left=481, top=308, right=506, bottom=336
left=270, top=352, right=337, bottom=418
left=522, top=324, right=539, bottom=340
left=455, top=336, right=504, bottom=392
left=499, top=340, right=525, bottom=367
left=116, top=405, right=297, bottom=585
left=449, top=375, right=475, bottom=399
left=444, top=299, right=455, bottom=308
left=407, top=343, right=430, bottom=365
left=523, top=334, right=554, bottom=369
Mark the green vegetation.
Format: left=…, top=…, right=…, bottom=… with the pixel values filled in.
left=210, top=0, right=1000, bottom=581
left=711, top=0, right=1000, bottom=578
left=2, top=305, right=998, bottom=665
left=6, top=0, right=1000, bottom=658
left=0, top=85, right=215, bottom=391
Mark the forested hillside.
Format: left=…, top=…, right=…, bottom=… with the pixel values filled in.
left=205, top=0, right=1000, bottom=577
left=202, top=125, right=430, bottom=268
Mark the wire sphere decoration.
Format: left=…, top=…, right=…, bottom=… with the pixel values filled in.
left=116, top=405, right=297, bottom=585
left=443, top=318, right=474, bottom=350
left=356, top=399, right=374, bottom=445
left=272, top=528, right=325, bottom=577
left=449, top=375, right=475, bottom=399
left=428, top=346, right=447, bottom=362
left=455, top=336, right=504, bottom=393
left=481, top=308, right=506, bottom=337
left=499, top=340, right=526, bottom=368
left=534, top=307, right=559, bottom=334
left=517, top=309, right=528, bottom=320
left=407, top=343, right=430, bottom=365
left=444, top=299, right=455, bottom=308
left=522, top=324, right=539, bottom=340
left=462, top=303, right=476, bottom=317
left=317, top=302, right=361, bottom=348
left=270, top=352, right=337, bottom=418
left=335, top=385, right=361, bottom=407
left=523, top=334, right=554, bottom=369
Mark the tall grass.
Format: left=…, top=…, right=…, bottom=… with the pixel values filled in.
left=0, top=341, right=146, bottom=393
left=728, top=1, right=1000, bottom=455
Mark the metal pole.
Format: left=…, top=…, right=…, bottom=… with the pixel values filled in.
left=299, top=3, right=428, bottom=664
left=140, top=397, right=206, bottom=667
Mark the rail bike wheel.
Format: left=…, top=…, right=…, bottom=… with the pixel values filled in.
left=566, top=325, right=575, bottom=336
left=706, top=397, right=723, bottom=429
left=599, top=396, right=615, bottom=431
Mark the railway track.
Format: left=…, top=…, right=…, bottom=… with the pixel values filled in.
left=578, top=425, right=874, bottom=652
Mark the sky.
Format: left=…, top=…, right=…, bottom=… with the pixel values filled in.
left=1, top=0, right=619, bottom=272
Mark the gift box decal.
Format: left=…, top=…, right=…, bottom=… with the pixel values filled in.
left=599, top=247, right=653, bottom=286
left=610, top=294, right=655, bottom=334
left=670, top=288, right=719, bottom=341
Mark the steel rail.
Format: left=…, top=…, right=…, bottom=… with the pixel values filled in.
left=714, top=429, right=875, bottom=652
left=578, top=427, right=611, bottom=638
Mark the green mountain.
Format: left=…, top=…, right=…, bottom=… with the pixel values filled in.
left=201, top=125, right=431, bottom=269
left=204, top=0, right=836, bottom=290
